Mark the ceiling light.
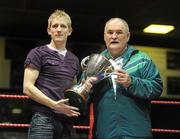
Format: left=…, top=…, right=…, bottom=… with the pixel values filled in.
left=143, top=24, right=175, bottom=34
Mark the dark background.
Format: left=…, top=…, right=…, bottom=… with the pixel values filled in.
left=0, top=0, right=180, bottom=138
left=0, top=0, right=180, bottom=48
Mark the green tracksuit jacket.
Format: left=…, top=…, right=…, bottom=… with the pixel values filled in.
left=91, top=45, right=163, bottom=139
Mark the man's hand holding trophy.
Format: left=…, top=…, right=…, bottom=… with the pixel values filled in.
left=64, top=53, right=115, bottom=112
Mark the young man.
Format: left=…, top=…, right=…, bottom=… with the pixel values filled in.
left=23, top=9, right=80, bottom=139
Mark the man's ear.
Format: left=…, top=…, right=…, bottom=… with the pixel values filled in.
left=127, top=32, right=131, bottom=42
left=68, top=27, right=73, bottom=36
left=47, top=27, right=51, bottom=35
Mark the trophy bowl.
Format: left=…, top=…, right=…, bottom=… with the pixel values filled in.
left=65, top=53, right=112, bottom=112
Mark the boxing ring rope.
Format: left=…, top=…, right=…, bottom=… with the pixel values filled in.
left=0, top=123, right=180, bottom=133
left=1, top=94, right=180, bottom=135
left=0, top=123, right=180, bottom=134
left=0, top=94, right=29, bottom=99
left=1, top=94, right=180, bottom=105
left=0, top=123, right=90, bottom=130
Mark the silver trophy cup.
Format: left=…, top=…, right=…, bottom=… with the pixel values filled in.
left=64, top=53, right=112, bottom=112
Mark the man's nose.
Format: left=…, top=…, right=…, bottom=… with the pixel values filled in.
left=57, top=26, right=61, bottom=31
left=112, top=32, right=118, bottom=38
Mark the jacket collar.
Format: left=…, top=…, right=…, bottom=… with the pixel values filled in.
left=101, top=45, right=138, bottom=67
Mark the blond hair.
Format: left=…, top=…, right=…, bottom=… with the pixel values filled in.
left=48, top=9, right=72, bottom=28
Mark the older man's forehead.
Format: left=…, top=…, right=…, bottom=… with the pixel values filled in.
left=107, top=18, right=124, bottom=25
left=105, top=18, right=129, bottom=33
left=105, top=21, right=125, bottom=30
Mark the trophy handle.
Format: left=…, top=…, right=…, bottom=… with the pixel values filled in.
left=81, top=56, right=90, bottom=70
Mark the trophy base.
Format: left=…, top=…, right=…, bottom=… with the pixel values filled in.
left=64, top=90, right=86, bottom=113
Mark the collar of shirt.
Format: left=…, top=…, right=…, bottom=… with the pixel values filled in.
left=47, top=44, right=67, bottom=56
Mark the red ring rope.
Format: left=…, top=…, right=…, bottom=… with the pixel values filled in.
left=0, top=123, right=29, bottom=128
left=1, top=94, right=180, bottom=137
left=152, top=128, right=180, bottom=133
left=0, top=94, right=29, bottom=99
left=0, top=123, right=180, bottom=134
left=151, top=100, right=180, bottom=105
left=0, top=123, right=89, bottom=129
left=1, top=94, right=180, bottom=105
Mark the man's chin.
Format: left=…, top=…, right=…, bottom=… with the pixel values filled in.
left=109, top=43, right=120, bottom=48
left=55, top=38, right=65, bottom=42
